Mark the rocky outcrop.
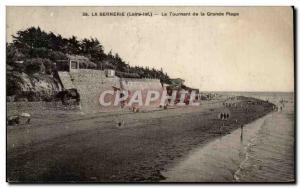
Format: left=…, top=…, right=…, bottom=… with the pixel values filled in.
left=7, top=71, right=63, bottom=102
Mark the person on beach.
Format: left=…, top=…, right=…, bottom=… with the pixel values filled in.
left=220, top=123, right=224, bottom=133
left=240, top=124, right=244, bottom=141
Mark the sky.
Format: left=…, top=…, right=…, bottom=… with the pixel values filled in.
left=6, top=6, right=294, bottom=92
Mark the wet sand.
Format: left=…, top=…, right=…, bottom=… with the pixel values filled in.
left=7, top=96, right=274, bottom=182
left=162, top=103, right=294, bottom=182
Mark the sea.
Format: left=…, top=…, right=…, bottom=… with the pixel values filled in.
left=162, top=92, right=295, bottom=182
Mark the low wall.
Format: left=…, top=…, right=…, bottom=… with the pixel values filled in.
left=121, top=78, right=163, bottom=107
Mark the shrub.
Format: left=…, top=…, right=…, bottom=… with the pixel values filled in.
left=24, top=58, right=54, bottom=75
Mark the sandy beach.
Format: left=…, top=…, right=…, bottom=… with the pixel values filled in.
left=7, top=96, right=274, bottom=182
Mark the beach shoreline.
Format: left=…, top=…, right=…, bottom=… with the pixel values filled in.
left=7, top=96, right=274, bottom=182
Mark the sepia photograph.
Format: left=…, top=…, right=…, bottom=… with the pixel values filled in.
left=6, top=6, right=295, bottom=183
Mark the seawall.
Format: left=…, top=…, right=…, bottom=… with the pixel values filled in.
left=59, top=69, right=163, bottom=113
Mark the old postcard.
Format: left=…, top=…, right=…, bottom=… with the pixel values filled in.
left=6, top=6, right=294, bottom=183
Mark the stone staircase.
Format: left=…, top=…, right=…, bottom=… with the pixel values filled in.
left=57, top=71, right=75, bottom=89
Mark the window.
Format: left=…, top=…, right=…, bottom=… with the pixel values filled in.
left=70, top=61, right=78, bottom=69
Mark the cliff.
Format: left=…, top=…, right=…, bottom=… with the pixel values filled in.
left=7, top=71, right=63, bottom=102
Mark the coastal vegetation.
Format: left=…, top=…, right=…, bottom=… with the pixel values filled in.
left=7, top=27, right=171, bottom=101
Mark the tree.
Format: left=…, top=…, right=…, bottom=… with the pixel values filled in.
left=66, top=36, right=81, bottom=54
left=7, top=26, right=172, bottom=83
left=80, top=38, right=105, bottom=62
left=48, top=32, right=65, bottom=51
left=13, top=27, right=49, bottom=49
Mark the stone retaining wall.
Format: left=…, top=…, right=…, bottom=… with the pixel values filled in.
left=58, top=69, right=163, bottom=113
